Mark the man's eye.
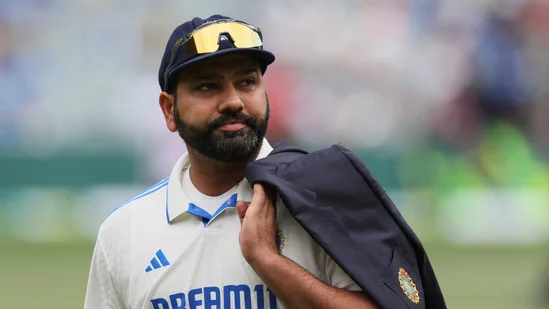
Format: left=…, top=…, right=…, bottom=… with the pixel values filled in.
left=197, top=83, right=217, bottom=91
left=240, top=78, right=255, bottom=86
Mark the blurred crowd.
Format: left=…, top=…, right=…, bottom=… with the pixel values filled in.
left=1, top=0, right=548, bottom=193
left=1, top=0, right=549, bottom=243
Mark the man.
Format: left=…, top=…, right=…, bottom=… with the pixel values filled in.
left=84, top=15, right=378, bottom=309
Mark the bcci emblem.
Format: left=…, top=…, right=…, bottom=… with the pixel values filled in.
left=275, top=229, right=285, bottom=253
left=398, top=268, right=420, bottom=304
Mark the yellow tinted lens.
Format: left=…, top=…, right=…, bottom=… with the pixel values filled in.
left=186, top=22, right=263, bottom=54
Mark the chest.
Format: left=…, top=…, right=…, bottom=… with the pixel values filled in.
left=124, top=208, right=325, bottom=309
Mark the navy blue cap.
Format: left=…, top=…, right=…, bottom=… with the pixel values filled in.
left=158, top=14, right=276, bottom=93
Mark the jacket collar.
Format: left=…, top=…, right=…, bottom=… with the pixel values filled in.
left=268, top=140, right=305, bottom=155
left=165, top=138, right=274, bottom=223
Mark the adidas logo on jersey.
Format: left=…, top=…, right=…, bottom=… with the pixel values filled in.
left=145, top=249, right=170, bottom=272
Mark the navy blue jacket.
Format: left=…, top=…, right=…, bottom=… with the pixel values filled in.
left=245, top=141, right=447, bottom=309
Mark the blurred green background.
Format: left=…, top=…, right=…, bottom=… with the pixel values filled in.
left=1, top=0, right=549, bottom=308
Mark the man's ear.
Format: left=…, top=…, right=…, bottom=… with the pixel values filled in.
left=159, top=92, right=177, bottom=133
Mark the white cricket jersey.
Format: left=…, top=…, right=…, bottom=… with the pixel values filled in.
left=84, top=139, right=361, bottom=309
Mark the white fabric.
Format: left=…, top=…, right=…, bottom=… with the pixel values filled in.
left=84, top=139, right=361, bottom=309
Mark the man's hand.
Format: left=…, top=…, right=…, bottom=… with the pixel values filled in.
left=236, top=183, right=279, bottom=263
left=236, top=184, right=378, bottom=309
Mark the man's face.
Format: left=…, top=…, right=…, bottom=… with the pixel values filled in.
left=167, top=54, right=269, bottom=163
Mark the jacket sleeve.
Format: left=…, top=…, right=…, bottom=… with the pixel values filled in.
left=84, top=235, right=126, bottom=309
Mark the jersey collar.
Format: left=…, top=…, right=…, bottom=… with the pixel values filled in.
left=165, top=138, right=274, bottom=224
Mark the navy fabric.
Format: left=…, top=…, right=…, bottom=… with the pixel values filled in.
left=245, top=141, right=447, bottom=309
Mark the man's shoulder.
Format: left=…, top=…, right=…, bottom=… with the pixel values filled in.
left=99, top=177, right=170, bottom=232
left=110, top=178, right=170, bottom=215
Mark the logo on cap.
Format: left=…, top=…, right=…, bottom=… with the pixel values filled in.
left=217, top=32, right=235, bottom=46
left=398, top=268, right=420, bottom=304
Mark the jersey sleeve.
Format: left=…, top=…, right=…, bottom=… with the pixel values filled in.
left=324, top=250, right=363, bottom=291
left=84, top=236, right=126, bottom=309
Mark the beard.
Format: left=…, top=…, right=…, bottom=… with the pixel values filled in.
left=174, top=97, right=270, bottom=163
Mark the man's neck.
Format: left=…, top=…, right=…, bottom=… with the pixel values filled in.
left=186, top=148, right=259, bottom=197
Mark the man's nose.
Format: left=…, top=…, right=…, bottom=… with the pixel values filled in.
left=218, top=84, right=244, bottom=113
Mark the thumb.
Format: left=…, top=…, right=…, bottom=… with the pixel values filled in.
left=236, top=201, right=249, bottom=224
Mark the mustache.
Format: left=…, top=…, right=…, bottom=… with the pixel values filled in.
left=208, top=113, right=257, bottom=132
